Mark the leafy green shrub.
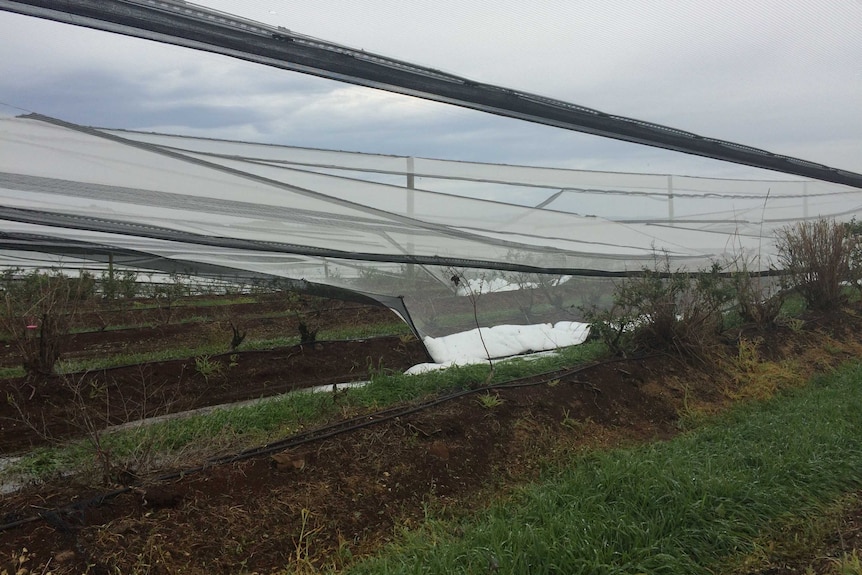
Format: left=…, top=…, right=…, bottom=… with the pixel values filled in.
left=844, top=218, right=862, bottom=298
left=775, top=219, right=856, bottom=310
left=68, top=270, right=97, bottom=300
left=100, top=268, right=138, bottom=300
left=728, top=254, right=786, bottom=329
left=0, top=270, right=91, bottom=378
left=141, top=273, right=192, bottom=324
left=583, top=257, right=732, bottom=360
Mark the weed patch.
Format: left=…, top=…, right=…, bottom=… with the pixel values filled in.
left=725, top=338, right=803, bottom=400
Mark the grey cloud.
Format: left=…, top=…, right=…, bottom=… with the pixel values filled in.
left=1, top=1, right=860, bottom=180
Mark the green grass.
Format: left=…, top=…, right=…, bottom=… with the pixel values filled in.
left=1, top=341, right=606, bottom=481
left=723, top=492, right=861, bottom=573
left=127, top=295, right=258, bottom=310
left=779, top=291, right=807, bottom=317
left=476, top=392, right=504, bottom=409
left=346, top=361, right=862, bottom=575
left=56, top=347, right=215, bottom=373
left=323, top=321, right=411, bottom=340
left=66, top=307, right=355, bottom=335
left=0, top=366, right=24, bottom=378
left=0, top=322, right=415, bottom=377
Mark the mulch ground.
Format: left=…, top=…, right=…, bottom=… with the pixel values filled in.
left=1, top=297, right=862, bottom=574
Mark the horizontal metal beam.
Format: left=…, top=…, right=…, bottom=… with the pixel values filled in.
left=3, top=0, right=861, bottom=189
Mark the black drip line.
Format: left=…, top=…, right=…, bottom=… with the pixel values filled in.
left=0, top=353, right=653, bottom=533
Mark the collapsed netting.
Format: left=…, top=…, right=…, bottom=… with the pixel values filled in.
left=2, top=113, right=861, bottom=340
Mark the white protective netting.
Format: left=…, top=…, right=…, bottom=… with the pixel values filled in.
left=2, top=114, right=861, bottom=348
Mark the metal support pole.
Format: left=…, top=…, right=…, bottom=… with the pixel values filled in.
left=667, top=175, right=675, bottom=225
left=406, top=157, right=415, bottom=278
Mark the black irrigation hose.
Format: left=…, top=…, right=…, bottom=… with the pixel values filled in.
left=0, top=353, right=655, bottom=533
left=205, top=353, right=651, bottom=467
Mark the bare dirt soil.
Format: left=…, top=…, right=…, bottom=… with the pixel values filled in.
left=1, top=297, right=861, bottom=574
left=0, top=297, right=428, bottom=453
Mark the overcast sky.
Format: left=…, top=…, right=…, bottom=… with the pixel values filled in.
left=1, top=0, right=860, bottom=180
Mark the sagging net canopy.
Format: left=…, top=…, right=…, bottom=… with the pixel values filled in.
left=2, top=113, right=861, bottom=342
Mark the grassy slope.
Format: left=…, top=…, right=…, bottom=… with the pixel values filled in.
left=347, top=362, right=862, bottom=575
